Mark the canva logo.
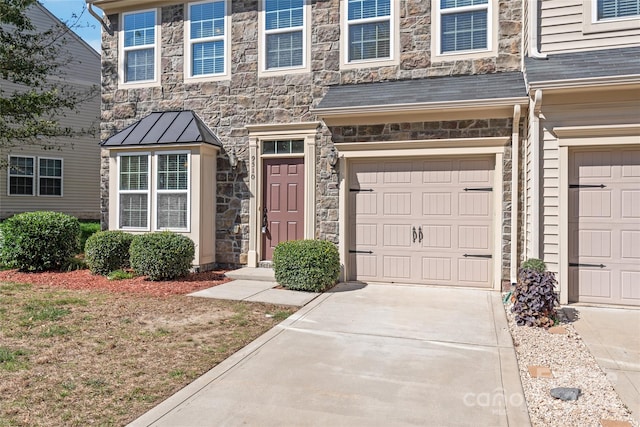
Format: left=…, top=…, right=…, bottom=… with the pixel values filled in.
left=463, top=388, right=525, bottom=414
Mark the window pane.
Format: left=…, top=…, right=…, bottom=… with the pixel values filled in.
left=190, top=1, right=225, bottom=39
left=441, top=10, right=487, bottom=52
left=266, top=31, right=303, bottom=68
left=158, top=154, right=188, bottom=190
left=39, top=178, right=62, bottom=196
left=348, top=0, right=390, bottom=20
left=265, top=0, right=304, bottom=30
left=263, top=141, right=276, bottom=154
left=120, top=156, right=148, bottom=191
left=9, top=156, right=34, bottom=176
left=349, top=21, right=390, bottom=61
left=598, top=0, right=640, bottom=19
left=276, top=140, right=291, bottom=153
left=441, top=0, right=487, bottom=9
left=40, top=159, right=62, bottom=177
left=192, top=40, right=224, bottom=75
left=120, top=194, right=148, bottom=228
left=157, top=193, right=188, bottom=229
left=124, top=11, right=155, bottom=47
left=9, top=177, right=33, bottom=195
left=291, top=140, right=304, bottom=153
left=126, top=49, right=155, bottom=82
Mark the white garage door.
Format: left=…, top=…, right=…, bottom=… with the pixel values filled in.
left=349, top=157, right=494, bottom=287
left=569, top=148, right=640, bottom=306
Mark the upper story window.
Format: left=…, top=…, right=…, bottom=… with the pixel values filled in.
left=597, top=0, right=640, bottom=20
left=263, top=0, right=305, bottom=70
left=121, top=10, right=158, bottom=84
left=7, top=156, right=63, bottom=197
left=346, top=0, right=391, bottom=62
left=439, top=0, right=489, bottom=54
left=187, top=1, right=228, bottom=79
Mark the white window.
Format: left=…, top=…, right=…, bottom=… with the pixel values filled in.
left=38, top=158, right=63, bottom=196
left=156, top=153, right=189, bottom=230
left=187, top=0, right=228, bottom=79
left=8, top=156, right=35, bottom=196
left=263, top=0, right=305, bottom=70
left=122, top=10, right=158, bottom=84
left=438, top=0, right=489, bottom=54
left=597, top=0, right=640, bottom=20
left=346, top=0, right=391, bottom=62
left=118, top=154, right=150, bottom=229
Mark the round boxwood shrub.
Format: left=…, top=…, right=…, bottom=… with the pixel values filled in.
left=129, top=232, right=195, bottom=281
left=273, top=239, right=340, bottom=292
left=0, top=211, right=80, bottom=272
left=85, top=231, right=135, bottom=275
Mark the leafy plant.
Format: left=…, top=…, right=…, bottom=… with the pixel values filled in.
left=129, top=232, right=194, bottom=281
left=511, top=267, right=559, bottom=327
left=79, top=222, right=101, bottom=252
left=273, top=239, right=340, bottom=292
left=107, top=269, right=135, bottom=281
left=520, top=258, right=546, bottom=273
left=0, top=211, right=80, bottom=272
left=85, top=231, right=135, bottom=276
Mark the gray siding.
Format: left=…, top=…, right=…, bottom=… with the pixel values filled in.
left=0, top=3, right=100, bottom=220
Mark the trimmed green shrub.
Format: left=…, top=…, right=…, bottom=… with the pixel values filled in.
left=511, top=267, right=559, bottom=328
left=520, top=258, right=546, bottom=273
left=79, top=221, right=101, bottom=252
left=84, top=231, right=135, bottom=275
left=129, top=232, right=194, bottom=281
left=0, top=211, right=80, bottom=272
left=273, top=239, right=340, bottom=292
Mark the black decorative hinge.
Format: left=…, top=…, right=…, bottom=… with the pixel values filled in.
left=349, top=250, right=373, bottom=254
left=569, top=184, right=606, bottom=189
left=350, top=188, right=374, bottom=192
left=463, top=254, right=492, bottom=259
left=569, top=262, right=606, bottom=268
left=464, top=187, right=492, bottom=192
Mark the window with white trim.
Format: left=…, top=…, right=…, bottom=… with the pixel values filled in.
left=38, top=158, right=62, bottom=196
left=156, top=153, right=189, bottom=229
left=439, top=0, right=489, bottom=54
left=187, top=0, right=227, bottom=77
left=346, top=0, right=391, bottom=62
left=8, top=156, right=35, bottom=196
left=597, top=0, right=640, bottom=20
left=264, top=0, right=305, bottom=69
left=122, top=10, right=157, bottom=83
left=118, top=154, right=150, bottom=229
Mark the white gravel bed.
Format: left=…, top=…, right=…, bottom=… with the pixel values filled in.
left=504, top=303, right=638, bottom=427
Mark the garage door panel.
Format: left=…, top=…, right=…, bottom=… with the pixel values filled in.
left=459, top=159, right=492, bottom=183
left=459, top=225, right=490, bottom=250
left=383, top=256, right=411, bottom=279
left=421, top=160, right=453, bottom=183
left=421, top=225, right=452, bottom=249
left=354, top=254, right=377, bottom=278
left=355, top=224, right=377, bottom=246
left=383, top=192, right=412, bottom=215
left=570, top=148, right=640, bottom=306
left=622, top=272, right=640, bottom=300
left=355, top=193, right=377, bottom=215
left=422, top=257, right=452, bottom=281
left=383, top=162, right=412, bottom=183
left=422, top=193, right=452, bottom=216
left=458, top=258, right=490, bottom=285
left=459, top=193, right=490, bottom=216
left=383, top=224, right=412, bottom=247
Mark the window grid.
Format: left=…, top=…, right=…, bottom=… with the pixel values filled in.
left=8, top=156, right=35, bottom=196
left=38, top=158, right=62, bottom=196
left=597, top=0, right=640, bottom=19
left=189, top=1, right=226, bottom=77
left=122, top=10, right=156, bottom=83
left=347, top=0, right=391, bottom=62
left=264, top=0, right=305, bottom=70
left=157, top=153, right=189, bottom=230
left=439, top=0, right=489, bottom=54
left=262, top=140, right=305, bottom=154
left=119, top=155, right=150, bottom=229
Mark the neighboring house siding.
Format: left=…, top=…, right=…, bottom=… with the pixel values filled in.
left=99, top=0, right=523, bottom=267
left=0, top=4, right=100, bottom=220
left=539, top=0, right=640, bottom=53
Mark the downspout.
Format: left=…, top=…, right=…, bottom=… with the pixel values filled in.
left=528, top=0, right=547, bottom=59
left=531, top=89, right=543, bottom=259
left=87, top=2, right=113, bottom=35
left=510, top=104, right=522, bottom=285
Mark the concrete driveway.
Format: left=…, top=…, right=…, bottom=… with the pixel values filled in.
left=129, top=283, right=530, bottom=427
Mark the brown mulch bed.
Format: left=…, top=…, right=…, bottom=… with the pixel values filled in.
left=0, top=269, right=231, bottom=297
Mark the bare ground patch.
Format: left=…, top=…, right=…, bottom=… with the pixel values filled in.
left=0, top=280, right=294, bottom=426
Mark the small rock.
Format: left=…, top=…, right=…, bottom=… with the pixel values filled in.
left=548, top=326, right=567, bottom=334
left=600, top=420, right=633, bottom=427
left=550, top=387, right=581, bottom=401
left=528, top=365, right=553, bottom=378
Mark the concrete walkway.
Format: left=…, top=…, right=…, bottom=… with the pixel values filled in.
left=130, top=283, right=530, bottom=426
left=570, top=305, right=640, bottom=422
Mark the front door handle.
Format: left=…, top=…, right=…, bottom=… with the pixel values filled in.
left=412, top=227, right=417, bottom=243
left=262, top=207, right=268, bottom=234
left=418, top=226, right=423, bottom=243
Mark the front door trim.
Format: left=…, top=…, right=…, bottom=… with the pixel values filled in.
left=247, top=122, right=319, bottom=267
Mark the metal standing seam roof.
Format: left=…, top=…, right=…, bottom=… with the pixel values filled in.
left=525, top=46, right=640, bottom=84
left=102, top=110, right=222, bottom=147
left=315, top=71, right=527, bottom=110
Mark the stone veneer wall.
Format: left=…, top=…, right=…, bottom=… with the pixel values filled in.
left=99, top=0, right=522, bottom=273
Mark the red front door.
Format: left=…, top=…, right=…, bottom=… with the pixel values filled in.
left=262, top=158, right=305, bottom=260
